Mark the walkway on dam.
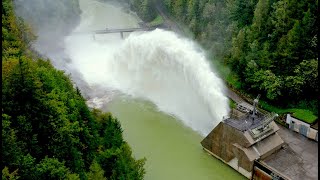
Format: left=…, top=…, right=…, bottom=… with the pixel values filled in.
left=93, top=27, right=157, bottom=34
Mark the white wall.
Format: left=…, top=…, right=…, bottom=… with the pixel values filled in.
left=286, top=114, right=318, bottom=142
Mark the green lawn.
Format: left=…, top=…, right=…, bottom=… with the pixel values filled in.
left=259, top=100, right=318, bottom=124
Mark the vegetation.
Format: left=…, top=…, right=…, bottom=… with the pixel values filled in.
left=229, top=99, right=237, bottom=109
left=126, top=0, right=318, bottom=123
left=148, top=15, right=164, bottom=27
left=129, top=0, right=157, bottom=22
left=2, top=0, right=145, bottom=179
left=211, top=59, right=242, bottom=90
left=259, top=101, right=318, bottom=124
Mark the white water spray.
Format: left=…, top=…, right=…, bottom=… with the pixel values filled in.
left=63, top=0, right=229, bottom=136
left=65, top=29, right=228, bottom=136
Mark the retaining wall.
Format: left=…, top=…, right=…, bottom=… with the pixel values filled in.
left=286, top=114, right=318, bottom=141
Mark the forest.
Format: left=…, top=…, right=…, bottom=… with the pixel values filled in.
left=2, top=0, right=145, bottom=179
left=126, top=0, right=318, bottom=123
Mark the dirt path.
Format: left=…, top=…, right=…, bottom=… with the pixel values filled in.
left=225, top=87, right=244, bottom=103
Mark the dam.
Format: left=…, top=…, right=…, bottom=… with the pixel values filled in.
left=201, top=95, right=308, bottom=180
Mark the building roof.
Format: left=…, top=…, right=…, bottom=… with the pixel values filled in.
left=223, top=112, right=266, bottom=132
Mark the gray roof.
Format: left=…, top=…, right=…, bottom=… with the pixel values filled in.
left=223, top=112, right=267, bottom=132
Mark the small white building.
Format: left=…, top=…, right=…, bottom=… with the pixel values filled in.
left=286, top=114, right=318, bottom=141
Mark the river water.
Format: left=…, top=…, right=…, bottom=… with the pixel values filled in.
left=106, top=97, right=245, bottom=180
left=63, top=0, right=245, bottom=179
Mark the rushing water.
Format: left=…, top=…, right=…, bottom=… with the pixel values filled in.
left=65, top=0, right=229, bottom=136
left=34, top=0, right=244, bottom=179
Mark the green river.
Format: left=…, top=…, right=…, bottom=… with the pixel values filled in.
left=106, top=96, right=244, bottom=180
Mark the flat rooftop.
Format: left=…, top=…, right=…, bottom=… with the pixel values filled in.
left=262, top=125, right=318, bottom=180
left=223, top=112, right=267, bottom=132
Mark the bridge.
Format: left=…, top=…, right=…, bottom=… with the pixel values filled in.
left=74, top=26, right=164, bottom=39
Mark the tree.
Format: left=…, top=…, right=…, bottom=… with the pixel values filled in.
left=293, top=59, right=318, bottom=96
left=97, top=144, right=146, bottom=180
left=140, top=0, right=157, bottom=21
left=250, top=0, right=270, bottom=39
left=173, top=0, right=187, bottom=20
left=283, top=75, right=304, bottom=97
left=229, top=0, right=257, bottom=28
left=247, top=70, right=282, bottom=100
left=2, top=167, right=19, bottom=180
left=87, top=161, right=106, bottom=180
left=2, top=114, right=23, bottom=169
left=110, top=144, right=146, bottom=180
left=34, top=157, right=73, bottom=180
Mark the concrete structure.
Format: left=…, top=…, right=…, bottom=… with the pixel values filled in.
left=201, top=96, right=288, bottom=179
left=263, top=125, right=318, bottom=180
left=286, top=114, right=318, bottom=142
left=75, top=25, right=169, bottom=39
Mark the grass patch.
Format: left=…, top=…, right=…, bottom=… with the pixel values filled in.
left=229, top=98, right=237, bottom=109
left=259, top=100, right=318, bottom=124
left=148, top=15, right=164, bottom=27
left=291, top=109, right=318, bottom=124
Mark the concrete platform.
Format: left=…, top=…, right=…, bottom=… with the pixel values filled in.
left=263, top=125, right=318, bottom=180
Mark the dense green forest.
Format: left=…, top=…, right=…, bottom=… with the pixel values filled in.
left=2, top=0, right=145, bottom=179
left=126, top=0, right=318, bottom=122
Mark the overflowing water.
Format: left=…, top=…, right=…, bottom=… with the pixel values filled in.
left=65, top=1, right=229, bottom=136
left=20, top=0, right=245, bottom=179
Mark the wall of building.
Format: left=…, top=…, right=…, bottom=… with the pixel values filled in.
left=286, top=114, right=318, bottom=141
left=201, top=122, right=254, bottom=170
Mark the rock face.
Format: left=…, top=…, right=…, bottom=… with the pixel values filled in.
left=201, top=108, right=284, bottom=178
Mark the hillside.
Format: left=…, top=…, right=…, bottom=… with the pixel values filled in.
left=2, top=0, right=145, bottom=179
left=124, top=0, right=318, bottom=123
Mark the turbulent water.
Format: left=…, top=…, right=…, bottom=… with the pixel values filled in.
left=64, top=1, right=229, bottom=136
